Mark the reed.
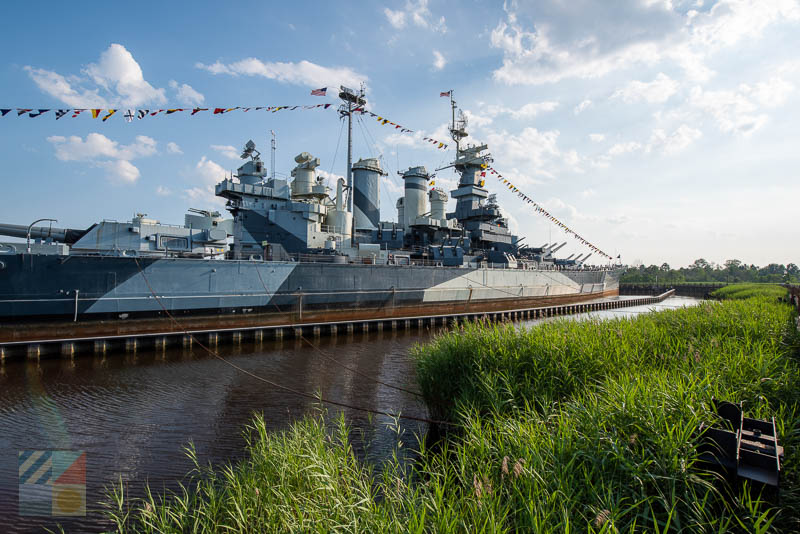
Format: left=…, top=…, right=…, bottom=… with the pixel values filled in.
left=711, top=283, right=788, bottom=301
left=104, top=295, right=800, bottom=533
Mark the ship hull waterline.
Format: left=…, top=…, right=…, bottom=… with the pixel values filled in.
left=0, top=254, right=621, bottom=344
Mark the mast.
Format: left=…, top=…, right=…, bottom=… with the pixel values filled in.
left=270, top=129, right=276, bottom=180
left=447, top=89, right=468, bottom=153
left=338, top=85, right=366, bottom=213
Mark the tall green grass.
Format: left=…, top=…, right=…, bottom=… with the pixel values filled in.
left=711, top=283, right=788, bottom=301
left=105, top=296, right=800, bottom=533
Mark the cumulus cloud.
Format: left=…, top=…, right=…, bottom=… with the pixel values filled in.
left=26, top=44, right=167, bottom=107
left=166, top=142, right=183, bottom=154
left=573, top=100, right=592, bottom=115
left=647, top=124, right=702, bottom=154
left=612, top=72, right=678, bottom=103
left=689, top=85, right=767, bottom=135
left=184, top=156, right=227, bottom=207
left=196, top=58, right=365, bottom=88
left=47, top=133, right=157, bottom=184
left=490, top=1, right=800, bottom=85
left=211, top=144, right=241, bottom=160
left=384, top=0, right=446, bottom=32
left=589, top=133, right=605, bottom=142
left=484, top=101, right=559, bottom=120
left=432, top=50, right=446, bottom=70
left=156, top=185, right=172, bottom=196
left=169, top=80, right=205, bottom=106
left=607, top=141, right=642, bottom=156
left=483, top=127, right=565, bottom=181
left=96, top=160, right=140, bottom=184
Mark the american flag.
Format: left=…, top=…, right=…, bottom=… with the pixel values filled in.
left=310, top=87, right=327, bottom=96
left=440, top=90, right=451, bottom=97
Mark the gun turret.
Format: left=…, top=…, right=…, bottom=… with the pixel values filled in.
left=0, top=223, right=90, bottom=244
left=550, top=242, right=567, bottom=254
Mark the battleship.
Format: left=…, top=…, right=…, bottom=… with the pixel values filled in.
left=0, top=88, right=622, bottom=345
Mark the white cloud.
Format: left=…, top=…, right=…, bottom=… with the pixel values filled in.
left=384, top=0, right=446, bottom=32
left=185, top=156, right=228, bottom=207
left=607, top=141, right=642, bottom=156
left=96, top=160, right=140, bottom=184
left=484, top=127, right=563, bottom=182
left=589, top=133, right=605, bottom=142
left=612, top=72, right=678, bottom=103
left=581, top=188, right=596, bottom=198
left=432, top=50, right=446, bottom=71
left=46, top=133, right=157, bottom=184
left=24, top=67, right=108, bottom=107
left=196, top=58, right=365, bottom=88
left=166, top=142, right=183, bottom=155
left=316, top=169, right=345, bottom=186
left=573, top=100, right=592, bottom=115
left=156, top=185, right=171, bottom=196
left=196, top=156, right=227, bottom=184
left=647, top=124, right=702, bottom=154
left=689, top=85, right=768, bottom=135
left=385, top=8, right=407, bottom=29
left=25, top=43, right=166, bottom=107
left=169, top=80, right=204, bottom=106
left=484, top=101, right=560, bottom=120
left=744, top=76, right=794, bottom=108
left=47, top=133, right=156, bottom=161
left=211, top=144, right=241, bottom=160
left=490, top=1, right=800, bottom=86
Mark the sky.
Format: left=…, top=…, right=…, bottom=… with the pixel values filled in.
left=1, top=0, right=798, bottom=268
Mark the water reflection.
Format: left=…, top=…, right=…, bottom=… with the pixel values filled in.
left=0, top=296, right=698, bottom=532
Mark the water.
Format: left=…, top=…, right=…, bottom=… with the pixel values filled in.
left=0, top=295, right=698, bottom=532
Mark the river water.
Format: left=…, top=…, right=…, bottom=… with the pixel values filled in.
left=0, top=296, right=698, bottom=533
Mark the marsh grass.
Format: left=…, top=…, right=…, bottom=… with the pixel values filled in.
left=105, top=296, right=800, bottom=533
left=711, top=283, right=788, bottom=301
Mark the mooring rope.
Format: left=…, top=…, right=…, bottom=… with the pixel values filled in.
left=133, top=258, right=450, bottom=427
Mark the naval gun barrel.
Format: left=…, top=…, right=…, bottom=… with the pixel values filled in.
left=550, top=242, right=568, bottom=254
left=0, top=223, right=89, bottom=244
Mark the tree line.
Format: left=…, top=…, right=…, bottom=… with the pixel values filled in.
left=620, top=259, right=800, bottom=284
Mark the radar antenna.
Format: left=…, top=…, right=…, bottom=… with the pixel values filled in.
left=240, top=140, right=260, bottom=160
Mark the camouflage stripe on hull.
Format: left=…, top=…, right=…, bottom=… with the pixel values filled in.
left=0, top=254, right=621, bottom=342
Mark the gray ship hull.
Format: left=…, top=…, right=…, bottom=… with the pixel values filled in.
left=0, top=254, right=620, bottom=343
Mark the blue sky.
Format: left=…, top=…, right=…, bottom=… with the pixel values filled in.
left=1, top=0, right=798, bottom=267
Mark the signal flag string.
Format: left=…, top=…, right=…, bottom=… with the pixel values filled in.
left=483, top=165, right=615, bottom=260
left=131, top=258, right=446, bottom=426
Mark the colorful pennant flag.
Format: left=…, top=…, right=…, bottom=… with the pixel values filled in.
left=91, top=109, right=101, bottom=118
left=0, top=109, right=11, bottom=116
left=55, top=109, right=70, bottom=120
left=124, top=110, right=134, bottom=122
left=102, top=109, right=117, bottom=121
left=29, top=109, right=49, bottom=118
left=137, top=109, right=149, bottom=119
left=486, top=165, right=613, bottom=260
